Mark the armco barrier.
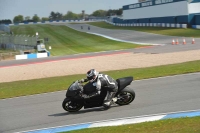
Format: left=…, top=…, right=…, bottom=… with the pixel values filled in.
left=5, top=20, right=190, bottom=29
left=0, top=24, right=10, bottom=33
left=15, top=53, right=49, bottom=60
left=6, top=19, right=106, bottom=26
left=192, top=25, right=200, bottom=29
left=105, top=20, right=187, bottom=29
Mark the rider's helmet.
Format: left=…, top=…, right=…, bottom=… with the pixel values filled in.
left=87, top=69, right=99, bottom=82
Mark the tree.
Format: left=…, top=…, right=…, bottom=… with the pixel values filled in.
left=41, top=17, right=49, bottom=21
left=0, top=19, right=12, bottom=24
left=55, top=12, right=63, bottom=20
left=92, top=10, right=107, bottom=17
left=13, top=15, right=24, bottom=23
left=63, top=11, right=79, bottom=20
left=32, top=14, right=40, bottom=22
left=116, top=8, right=123, bottom=15
left=25, top=16, right=30, bottom=21
left=106, top=8, right=123, bottom=16
left=49, top=11, right=63, bottom=20
left=49, top=11, right=56, bottom=20
left=64, top=11, right=73, bottom=19
left=77, top=13, right=83, bottom=19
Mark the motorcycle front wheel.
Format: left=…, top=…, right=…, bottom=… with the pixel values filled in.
left=116, top=87, right=135, bottom=106
left=62, top=98, right=83, bottom=112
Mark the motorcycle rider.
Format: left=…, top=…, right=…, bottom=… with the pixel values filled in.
left=79, top=69, right=118, bottom=109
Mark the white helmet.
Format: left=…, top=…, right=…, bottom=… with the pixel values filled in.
left=87, top=69, right=99, bottom=82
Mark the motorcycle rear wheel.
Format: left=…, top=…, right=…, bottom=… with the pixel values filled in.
left=116, top=87, right=135, bottom=106
left=62, top=98, right=83, bottom=112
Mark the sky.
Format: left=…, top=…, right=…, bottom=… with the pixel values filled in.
left=0, top=0, right=138, bottom=21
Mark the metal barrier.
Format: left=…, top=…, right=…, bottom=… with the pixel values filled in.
left=0, top=34, right=36, bottom=50
left=0, top=24, right=10, bottom=33
left=0, top=19, right=106, bottom=51
left=105, top=20, right=188, bottom=29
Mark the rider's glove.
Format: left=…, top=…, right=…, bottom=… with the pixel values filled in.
left=78, top=79, right=85, bottom=83
left=82, top=94, right=90, bottom=99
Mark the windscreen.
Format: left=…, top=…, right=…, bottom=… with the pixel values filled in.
left=68, top=81, right=82, bottom=91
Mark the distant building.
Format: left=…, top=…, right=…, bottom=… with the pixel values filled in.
left=112, top=0, right=200, bottom=26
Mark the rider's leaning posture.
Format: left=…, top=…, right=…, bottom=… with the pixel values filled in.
left=79, top=69, right=118, bottom=109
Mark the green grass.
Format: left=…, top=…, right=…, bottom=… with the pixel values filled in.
left=0, top=60, right=200, bottom=99
left=0, top=49, right=17, bottom=53
left=87, top=22, right=200, bottom=37
left=63, top=116, right=200, bottom=133
left=10, top=25, right=142, bottom=56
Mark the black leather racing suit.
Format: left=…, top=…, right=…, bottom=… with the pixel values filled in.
left=81, top=73, right=118, bottom=108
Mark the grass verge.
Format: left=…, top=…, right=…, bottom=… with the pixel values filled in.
left=0, top=49, right=17, bottom=53
left=87, top=22, right=200, bottom=37
left=63, top=116, right=200, bottom=133
left=0, top=60, right=200, bottom=99
left=10, top=24, right=142, bottom=56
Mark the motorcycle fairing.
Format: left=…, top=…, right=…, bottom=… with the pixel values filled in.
left=116, top=77, right=133, bottom=92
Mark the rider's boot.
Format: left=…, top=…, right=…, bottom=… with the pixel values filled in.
left=103, top=92, right=117, bottom=110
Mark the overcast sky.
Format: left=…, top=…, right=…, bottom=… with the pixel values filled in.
left=0, top=0, right=138, bottom=20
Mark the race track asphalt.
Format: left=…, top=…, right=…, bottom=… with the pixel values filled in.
left=0, top=73, right=200, bottom=133
left=66, top=23, right=200, bottom=45
left=66, top=23, right=200, bottom=53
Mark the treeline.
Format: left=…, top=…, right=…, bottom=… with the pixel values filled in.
left=12, top=14, right=41, bottom=23
left=6, top=8, right=122, bottom=24
left=0, top=19, right=12, bottom=24
left=48, top=9, right=122, bottom=20
left=49, top=11, right=82, bottom=20
left=92, top=9, right=122, bottom=17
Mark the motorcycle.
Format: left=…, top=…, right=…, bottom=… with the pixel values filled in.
left=62, top=76, right=135, bottom=112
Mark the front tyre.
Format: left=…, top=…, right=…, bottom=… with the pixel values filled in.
left=116, top=87, right=135, bottom=106
left=62, top=98, right=83, bottom=112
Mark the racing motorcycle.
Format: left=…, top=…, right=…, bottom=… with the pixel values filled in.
left=62, top=76, right=135, bottom=112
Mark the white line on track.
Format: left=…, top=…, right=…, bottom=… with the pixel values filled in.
left=15, top=108, right=200, bottom=133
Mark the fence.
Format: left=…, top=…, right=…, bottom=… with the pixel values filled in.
left=0, top=24, right=10, bottom=33
left=0, top=34, right=36, bottom=51
left=192, top=25, right=200, bottom=29
left=5, top=19, right=106, bottom=26
left=0, top=19, right=107, bottom=52
left=105, top=20, right=187, bottom=28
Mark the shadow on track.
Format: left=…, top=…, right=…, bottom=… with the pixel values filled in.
left=48, top=105, right=120, bottom=117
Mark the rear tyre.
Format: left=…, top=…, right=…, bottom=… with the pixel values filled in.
left=116, top=87, right=135, bottom=106
left=62, top=98, right=83, bottom=112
